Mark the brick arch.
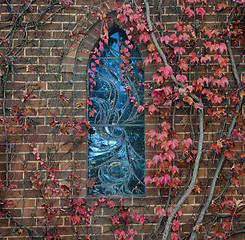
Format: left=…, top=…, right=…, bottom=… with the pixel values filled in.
left=62, top=3, right=113, bottom=73
left=61, top=1, right=148, bottom=74
left=61, top=6, right=152, bottom=197
left=61, top=0, right=116, bottom=73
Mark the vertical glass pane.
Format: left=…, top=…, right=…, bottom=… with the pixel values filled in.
left=87, top=28, right=145, bottom=196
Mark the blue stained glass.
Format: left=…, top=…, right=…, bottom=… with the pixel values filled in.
left=87, top=28, right=145, bottom=196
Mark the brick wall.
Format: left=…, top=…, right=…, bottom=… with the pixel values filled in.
left=0, top=0, right=244, bottom=240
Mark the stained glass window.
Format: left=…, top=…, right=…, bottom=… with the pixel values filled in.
left=87, top=27, right=145, bottom=196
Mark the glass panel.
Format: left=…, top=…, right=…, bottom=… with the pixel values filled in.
left=87, top=28, right=145, bottom=196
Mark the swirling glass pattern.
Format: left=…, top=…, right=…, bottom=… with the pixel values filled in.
left=87, top=28, right=145, bottom=196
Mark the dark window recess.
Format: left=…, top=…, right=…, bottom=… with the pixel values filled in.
left=87, top=27, right=145, bottom=196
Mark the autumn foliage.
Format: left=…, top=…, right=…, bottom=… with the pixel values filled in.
left=0, top=0, right=244, bottom=239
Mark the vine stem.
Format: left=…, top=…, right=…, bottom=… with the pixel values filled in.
left=161, top=109, right=204, bottom=240
left=143, top=1, right=205, bottom=239
left=189, top=31, right=244, bottom=240
left=189, top=100, right=243, bottom=240
left=143, top=0, right=200, bottom=102
left=7, top=214, right=42, bottom=238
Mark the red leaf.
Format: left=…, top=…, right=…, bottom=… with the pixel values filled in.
left=167, top=206, right=174, bottom=215
left=155, top=207, right=166, bottom=218
left=174, top=23, right=183, bottom=32
left=196, top=7, right=206, bottom=17
left=48, top=166, right=59, bottom=173
left=171, top=233, right=179, bottom=240
left=231, top=163, right=244, bottom=174
left=144, top=175, right=153, bottom=185
left=184, top=24, right=193, bottom=31
left=160, top=35, right=170, bottom=44
left=172, top=177, right=181, bottom=188
left=114, top=229, right=126, bottom=240
left=222, top=219, right=232, bottom=230
left=212, top=76, right=229, bottom=87
left=137, top=23, right=146, bottom=31
left=215, top=229, right=227, bottom=239
left=156, top=22, right=165, bottom=29
left=163, top=151, right=175, bottom=162
left=180, top=32, right=190, bottom=41
left=176, top=74, right=187, bottom=83
left=153, top=74, right=164, bottom=86
left=138, top=214, right=146, bottom=224
left=168, top=165, right=179, bottom=175
left=89, top=108, right=97, bottom=117
left=148, top=104, right=159, bottom=115
left=189, top=52, right=199, bottom=63
left=161, top=121, right=171, bottom=131
left=200, top=54, right=211, bottom=63
left=161, top=141, right=169, bottom=151
left=211, top=143, right=222, bottom=154
left=148, top=129, right=157, bottom=138
left=185, top=7, right=195, bottom=17
left=69, top=215, right=80, bottom=224
left=204, top=41, right=214, bottom=52
left=28, top=93, right=38, bottom=99
left=4, top=200, right=14, bottom=207
left=110, top=215, right=119, bottom=225
left=87, top=178, right=97, bottom=188
left=137, top=105, right=144, bottom=113
left=223, top=149, right=235, bottom=160
left=132, top=212, right=145, bottom=224
left=182, top=138, right=193, bottom=149
left=160, top=174, right=171, bottom=185
left=153, top=154, right=164, bottom=164
left=107, top=201, right=115, bottom=208
left=217, top=43, right=227, bottom=54
left=170, top=34, right=179, bottom=44
left=159, top=162, right=169, bottom=172
left=127, top=228, right=137, bottom=237
left=168, top=139, right=179, bottom=150
left=119, top=206, right=130, bottom=219
left=172, top=219, right=180, bottom=232
left=178, top=59, right=189, bottom=71
left=77, top=206, right=86, bottom=215
left=174, top=47, right=186, bottom=55
left=73, top=198, right=85, bottom=206
left=214, top=68, right=225, bottom=77
left=217, top=2, right=227, bottom=11
left=117, top=13, right=128, bottom=23
left=139, top=33, right=151, bottom=43
left=156, top=131, right=168, bottom=141
left=158, top=65, right=173, bottom=79
left=221, top=197, right=235, bottom=209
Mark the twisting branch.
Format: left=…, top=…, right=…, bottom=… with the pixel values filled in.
left=227, top=230, right=245, bottom=239
left=189, top=81, right=244, bottom=240
left=160, top=110, right=204, bottom=240
left=144, top=1, right=205, bottom=239
left=189, top=14, right=244, bottom=237
left=227, top=40, right=242, bottom=88
left=144, top=0, right=200, bottom=102
left=7, top=214, right=42, bottom=238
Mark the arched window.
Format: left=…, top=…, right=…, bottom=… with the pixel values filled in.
left=87, top=27, right=145, bottom=196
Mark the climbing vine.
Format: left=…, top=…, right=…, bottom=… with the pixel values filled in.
left=0, top=0, right=244, bottom=239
